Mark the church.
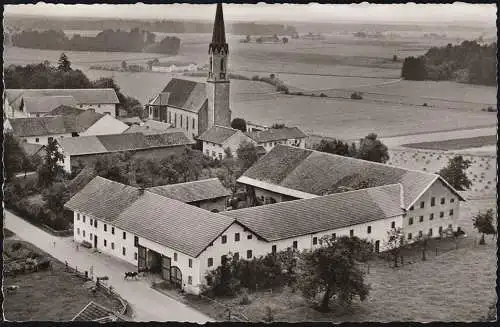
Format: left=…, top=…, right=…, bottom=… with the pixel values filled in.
left=146, top=3, right=232, bottom=139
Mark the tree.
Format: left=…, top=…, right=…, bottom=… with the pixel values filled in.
left=385, top=227, right=406, bottom=268
left=37, top=138, right=65, bottom=188
left=473, top=209, right=496, bottom=245
left=57, top=53, right=71, bottom=72
left=236, top=141, right=259, bottom=170
left=438, top=155, right=472, bottom=191
left=313, top=139, right=352, bottom=156
left=282, top=37, right=288, bottom=44
left=42, top=182, right=70, bottom=214
left=356, top=133, right=389, bottom=163
left=245, top=35, right=251, bottom=42
left=231, top=118, right=247, bottom=132
left=4, top=133, right=27, bottom=181
left=271, top=123, right=286, bottom=129
left=392, top=54, right=398, bottom=62
left=298, top=236, right=371, bottom=311
left=121, top=60, right=128, bottom=70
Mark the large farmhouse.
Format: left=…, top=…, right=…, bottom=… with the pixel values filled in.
left=4, top=88, right=120, bottom=118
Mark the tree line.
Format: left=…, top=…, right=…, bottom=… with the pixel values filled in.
left=401, top=40, right=496, bottom=86
left=12, top=28, right=181, bottom=55
left=5, top=56, right=145, bottom=118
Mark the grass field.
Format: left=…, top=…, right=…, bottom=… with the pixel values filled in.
left=183, top=199, right=496, bottom=322
left=401, top=135, right=497, bottom=151
left=3, top=239, right=122, bottom=321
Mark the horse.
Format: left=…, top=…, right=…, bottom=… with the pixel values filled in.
left=124, top=271, right=138, bottom=280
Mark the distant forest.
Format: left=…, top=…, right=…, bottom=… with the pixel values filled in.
left=5, top=16, right=297, bottom=36
left=401, top=40, right=496, bottom=86
left=11, top=28, right=181, bottom=54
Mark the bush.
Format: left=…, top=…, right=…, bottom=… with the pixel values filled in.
left=320, top=93, right=327, bottom=97
left=351, top=92, right=363, bottom=100
left=239, top=288, right=252, bottom=305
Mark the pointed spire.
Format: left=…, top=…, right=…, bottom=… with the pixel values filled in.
left=209, top=3, right=229, bottom=54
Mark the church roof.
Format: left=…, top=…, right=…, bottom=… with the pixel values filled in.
left=153, top=79, right=207, bottom=113
left=209, top=3, right=229, bottom=54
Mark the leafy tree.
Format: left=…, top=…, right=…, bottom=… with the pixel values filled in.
left=203, top=253, right=241, bottom=297
left=401, top=56, right=426, bottom=80
left=57, top=52, right=71, bottom=72
left=4, top=133, right=27, bottom=181
left=438, top=155, right=472, bottom=191
left=282, top=37, right=289, bottom=44
left=121, top=60, right=128, bottom=70
left=42, top=182, right=70, bottom=214
left=236, top=141, right=259, bottom=170
left=385, top=227, right=406, bottom=268
left=231, top=118, right=247, bottom=132
left=245, top=35, right=251, bottom=42
left=313, top=139, right=353, bottom=156
left=473, top=209, right=496, bottom=245
left=298, top=236, right=371, bottom=311
left=356, top=133, right=389, bottom=163
left=37, top=138, right=65, bottom=188
left=392, top=54, right=398, bottom=62
left=271, top=123, right=286, bottom=129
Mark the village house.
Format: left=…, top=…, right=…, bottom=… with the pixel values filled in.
left=4, top=88, right=120, bottom=118
left=237, top=144, right=464, bottom=240
left=146, top=3, right=232, bottom=138
left=147, top=178, right=232, bottom=212
left=58, top=131, right=195, bottom=173
left=246, top=121, right=269, bottom=132
left=5, top=109, right=129, bottom=146
left=151, top=61, right=199, bottom=73
left=245, top=126, right=308, bottom=152
left=197, top=125, right=256, bottom=160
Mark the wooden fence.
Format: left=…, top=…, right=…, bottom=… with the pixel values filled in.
left=198, top=293, right=249, bottom=322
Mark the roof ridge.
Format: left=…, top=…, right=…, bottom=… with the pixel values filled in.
left=147, top=177, right=220, bottom=189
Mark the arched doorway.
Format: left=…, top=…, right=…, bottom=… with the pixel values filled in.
left=170, top=266, right=182, bottom=289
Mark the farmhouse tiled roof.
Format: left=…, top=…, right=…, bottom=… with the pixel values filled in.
left=60, top=132, right=194, bottom=156
left=245, top=127, right=308, bottom=143
left=8, top=111, right=105, bottom=137
left=65, top=176, right=235, bottom=257
left=240, top=145, right=464, bottom=209
left=23, top=96, right=77, bottom=113
left=148, top=178, right=231, bottom=203
left=46, top=105, right=85, bottom=116
left=5, top=88, right=119, bottom=111
left=197, top=125, right=240, bottom=144
left=153, top=78, right=207, bottom=113
left=72, top=301, right=128, bottom=322
left=222, top=184, right=404, bottom=242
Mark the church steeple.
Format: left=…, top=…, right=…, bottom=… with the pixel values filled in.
left=209, top=3, right=229, bottom=55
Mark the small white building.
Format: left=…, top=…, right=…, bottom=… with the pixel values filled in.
left=245, top=127, right=308, bottom=153
left=246, top=121, right=269, bottom=132
left=197, top=125, right=256, bottom=160
left=151, top=62, right=199, bottom=73
left=4, top=88, right=120, bottom=118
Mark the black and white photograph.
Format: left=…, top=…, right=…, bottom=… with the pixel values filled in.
left=2, top=1, right=497, bottom=323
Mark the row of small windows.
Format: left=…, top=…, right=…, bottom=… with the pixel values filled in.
left=220, top=233, right=252, bottom=244
left=408, top=210, right=453, bottom=225
left=407, top=225, right=453, bottom=240
left=76, top=228, right=138, bottom=259
left=410, top=197, right=455, bottom=210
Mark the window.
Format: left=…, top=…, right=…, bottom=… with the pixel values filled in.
left=212, top=151, right=216, bottom=157
left=94, top=220, right=97, bottom=228
left=188, top=276, right=192, bottom=285
left=111, top=227, right=115, bottom=235
left=438, top=226, right=443, bottom=234
left=409, top=206, right=414, bottom=211
left=98, top=104, right=101, bottom=108
left=449, top=209, right=454, bottom=216
left=90, top=218, right=93, bottom=225
left=123, top=231, right=126, bottom=240
left=221, top=58, right=224, bottom=70
left=104, top=224, right=107, bottom=232
left=134, top=236, right=139, bottom=247
left=134, top=253, right=138, bottom=260
left=350, top=229, right=354, bottom=237
left=409, top=217, right=414, bottom=225
left=83, top=230, right=86, bottom=237
left=192, top=118, right=195, bottom=129
left=208, top=258, right=213, bottom=267
left=367, top=226, right=372, bottom=234
left=205, top=149, right=209, bottom=155
left=83, top=216, right=86, bottom=223
left=180, top=115, right=183, bottom=127
left=247, top=234, right=252, bottom=240
left=441, top=198, right=445, bottom=205
left=174, top=113, right=177, bottom=126
left=104, top=239, right=107, bottom=247
left=440, top=211, right=444, bottom=218
left=419, top=216, right=424, bottom=222
left=90, top=233, right=93, bottom=240
left=450, top=198, right=455, bottom=203
left=189, top=259, right=193, bottom=268
left=418, top=230, right=423, bottom=238
left=420, top=201, right=425, bottom=209
left=221, top=235, right=227, bottom=244
left=431, top=197, right=436, bottom=206
left=174, top=253, right=178, bottom=261
left=235, top=233, right=240, bottom=242
left=233, top=252, right=239, bottom=261
left=77, top=213, right=80, bottom=220
left=122, top=247, right=126, bottom=256
left=408, top=233, right=412, bottom=240
left=246, top=250, right=253, bottom=259
left=218, top=153, right=223, bottom=160
left=429, top=213, right=434, bottom=220
left=272, top=245, right=277, bottom=254
left=448, top=224, right=452, bottom=229
left=35, top=138, right=39, bottom=143
left=111, top=242, right=115, bottom=250
left=79, top=104, right=83, bottom=108
left=429, top=228, right=433, bottom=236
left=292, top=241, right=298, bottom=249
left=313, top=237, right=318, bottom=245
left=221, top=255, right=227, bottom=265
left=332, top=233, right=336, bottom=239
left=391, top=221, right=395, bottom=229
left=77, top=228, right=80, bottom=235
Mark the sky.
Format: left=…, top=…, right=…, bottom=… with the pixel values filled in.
left=4, top=2, right=496, bottom=24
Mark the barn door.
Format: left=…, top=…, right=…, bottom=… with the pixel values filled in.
left=138, top=246, right=147, bottom=270
left=170, top=266, right=182, bottom=289
left=162, top=256, right=171, bottom=281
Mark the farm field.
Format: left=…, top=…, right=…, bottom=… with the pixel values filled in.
left=3, top=239, right=122, bottom=321
left=401, top=135, right=497, bottom=151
